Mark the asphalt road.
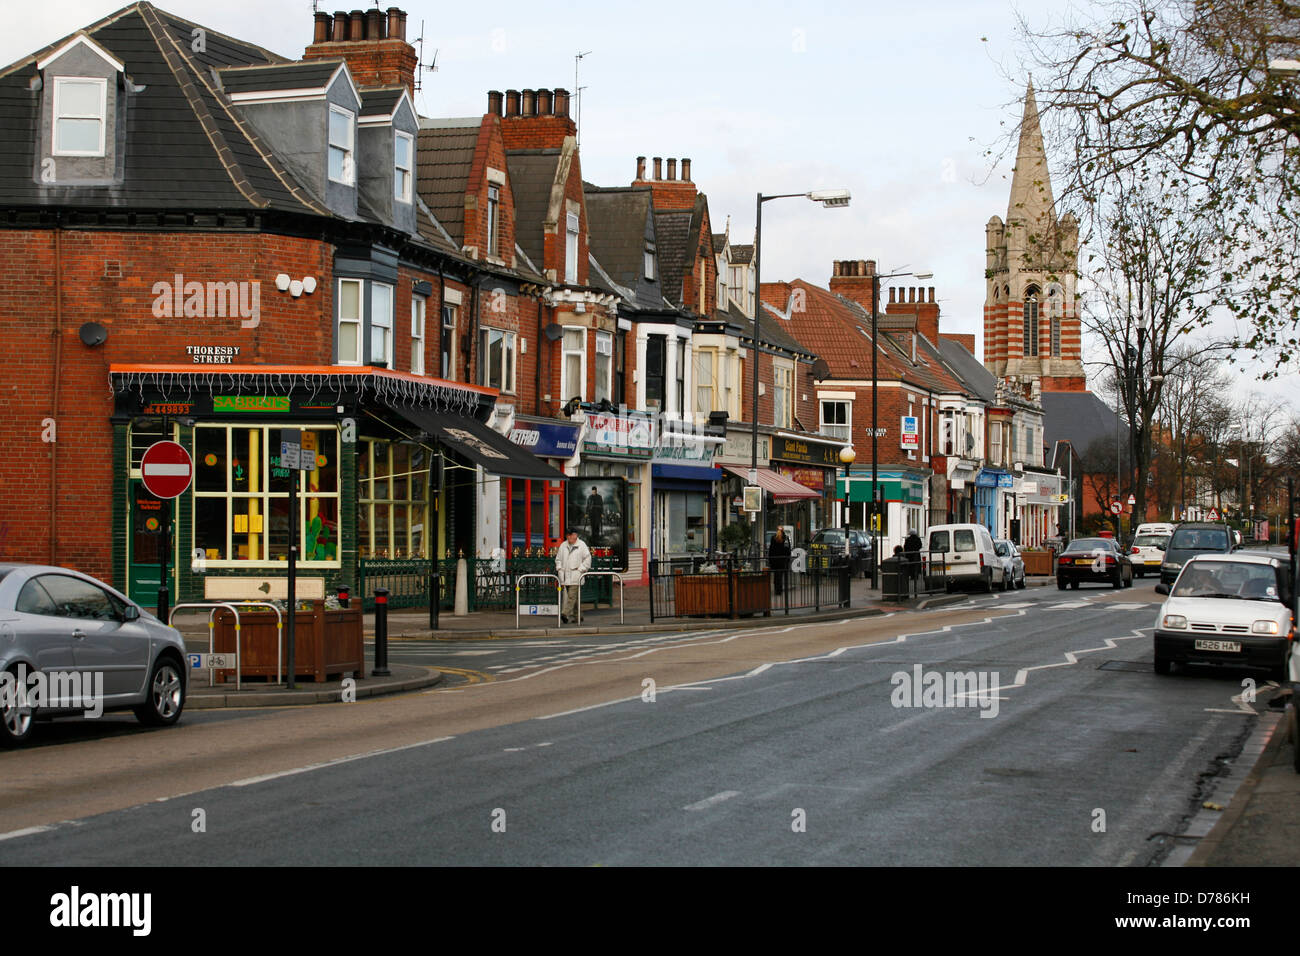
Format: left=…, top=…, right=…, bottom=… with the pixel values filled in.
left=0, top=578, right=1272, bottom=865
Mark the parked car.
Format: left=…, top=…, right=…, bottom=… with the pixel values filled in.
left=0, top=564, right=188, bottom=746
left=927, top=523, right=1003, bottom=593
left=807, top=528, right=874, bottom=577
left=993, top=539, right=1026, bottom=590
left=1159, top=522, right=1236, bottom=588
left=1056, top=537, right=1134, bottom=589
left=1153, top=552, right=1294, bottom=680
left=1128, top=532, right=1170, bottom=578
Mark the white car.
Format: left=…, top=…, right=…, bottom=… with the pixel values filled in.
left=1152, top=552, right=1294, bottom=680
left=1128, top=531, right=1170, bottom=578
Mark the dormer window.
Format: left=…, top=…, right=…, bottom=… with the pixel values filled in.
left=487, top=184, right=500, bottom=258
left=565, top=211, right=580, bottom=284
left=394, top=130, right=412, bottom=203
left=53, top=78, right=107, bottom=156
left=645, top=243, right=656, bottom=281
left=328, top=105, right=355, bottom=185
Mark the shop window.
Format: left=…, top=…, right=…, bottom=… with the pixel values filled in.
left=191, top=425, right=340, bottom=566
left=357, top=439, right=428, bottom=559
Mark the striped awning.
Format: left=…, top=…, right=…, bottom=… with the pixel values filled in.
left=720, top=465, right=820, bottom=503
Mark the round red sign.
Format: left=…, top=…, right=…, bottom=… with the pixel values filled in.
left=1110, top=501, right=1123, bottom=515
left=141, top=441, right=194, bottom=499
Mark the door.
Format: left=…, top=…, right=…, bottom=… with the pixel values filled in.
left=129, top=482, right=175, bottom=608
left=39, top=574, right=149, bottom=700
left=544, top=481, right=565, bottom=552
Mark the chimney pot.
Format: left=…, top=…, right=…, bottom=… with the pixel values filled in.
left=333, top=11, right=348, bottom=41
left=553, top=88, right=570, bottom=117
left=929, top=287, right=935, bottom=302
left=866, top=259, right=876, bottom=276
left=365, top=7, right=384, bottom=38
left=387, top=7, right=403, bottom=41
left=399, top=11, right=408, bottom=39
left=681, top=157, right=691, bottom=181
left=349, top=10, right=365, bottom=41
left=537, top=88, right=553, bottom=114
left=488, top=90, right=504, bottom=116
left=667, top=158, right=677, bottom=180
left=909, top=288, right=916, bottom=303
left=505, top=89, right=521, bottom=116
left=653, top=157, right=662, bottom=180
left=521, top=89, right=536, bottom=116
left=636, top=156, right=646, bottom=180
left=313, top=11, right=331, bottom=43
left=889, top=287, right=896, bottom=303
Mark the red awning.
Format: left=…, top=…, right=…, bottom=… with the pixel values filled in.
left=721, top=464, right=821, bottom=503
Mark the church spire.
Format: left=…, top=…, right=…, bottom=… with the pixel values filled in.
left=1006, top=80, right=1055, bottom=229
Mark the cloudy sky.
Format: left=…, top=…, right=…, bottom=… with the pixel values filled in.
left=11, top=0, right=1298, bottom=412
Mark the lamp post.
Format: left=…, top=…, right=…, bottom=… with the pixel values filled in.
left=750, top=187, right=851, bottom=565
left=839, top=444, right=856, bottom=560
left=867, top=266, right=932, bottom=588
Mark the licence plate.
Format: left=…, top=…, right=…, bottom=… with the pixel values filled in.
left=1145, top=559, right=1161, bottom=566
left=1074, top=558, right=1095, bottom=566
left=1194, top=639, right=1241, bottom=653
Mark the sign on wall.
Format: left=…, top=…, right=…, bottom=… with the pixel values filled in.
left=583, top=413, right=656, bottom=458
left=567, top=477, right=628, bottom=570
left=900, top=416, right=919, bottom=450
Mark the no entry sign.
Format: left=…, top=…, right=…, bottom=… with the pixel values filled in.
left=141, top=441, right=194, bottom=499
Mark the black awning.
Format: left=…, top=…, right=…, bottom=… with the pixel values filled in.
left=389, top=405, right=565, bottom=481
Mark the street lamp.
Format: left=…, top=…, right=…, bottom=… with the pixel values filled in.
left=750, top=187, right=851, bottom=564
left=868, top=266, right=932, bottom=589
left=839, top=444, right=856, bottom=559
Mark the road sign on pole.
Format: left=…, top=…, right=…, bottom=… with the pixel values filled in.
left=1110, top=501, right=1123, bottom=515
left=140, top=441, right=193, bottom=499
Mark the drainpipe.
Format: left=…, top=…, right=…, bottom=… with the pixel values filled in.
left=50, top=217, right=63, bottom=564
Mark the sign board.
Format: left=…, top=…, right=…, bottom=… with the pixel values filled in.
left=771, top=436, right=842, bottom=467
left=1127, top=494, right=1136, bottom=506
left=1208, top=508, right=1220, bottom=521
left=1110, top=501, right=1123, bottom=515
left=525, top=605, right=560, bottom=616
left=140, top=441, right=194, bottom=499
left=900, top=416, right=919, bottom=450
left=189, top=653, right=235, bottom=668
left=743, top=486, right=762, bottom=512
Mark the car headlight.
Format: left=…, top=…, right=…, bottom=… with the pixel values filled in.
left=1162, top=614, right=1187, bottom=629
left=1164, top=562, right=1182, bottom=571
left=1252, top=620, right=1281, bottom=635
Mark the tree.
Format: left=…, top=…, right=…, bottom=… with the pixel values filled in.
left=1014, top=0, right=1300, bottom=373
left=1154, top=343, right=1232, bottom=515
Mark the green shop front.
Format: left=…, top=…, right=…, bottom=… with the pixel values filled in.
left=836, top=470, right=928, bottom=555
left=110, top=365, right=555, bottom=610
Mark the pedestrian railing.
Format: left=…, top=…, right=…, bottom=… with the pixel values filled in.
left=515, top=573, right=561, bottom=628
left=576, top=571, right=625, bottom=625
left=648, top=553, right=850, bottom=620
left=360, top=555, right=619, bottom=613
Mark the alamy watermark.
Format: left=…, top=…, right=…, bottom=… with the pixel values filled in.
left=151, top=273, right=260, bottom=328
left=890, top=664, right=1001, bottom=718
left=0, top=665, right=103, bottom=719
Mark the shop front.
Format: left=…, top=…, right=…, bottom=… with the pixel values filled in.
left=769, top=435, right=840, bottom=546
left=577, top=410, right=654, bottom=575
left=503, top=418, right=580, bottom=556
left=973, top=469, right=1006, bottom=536
left=1016, top=471, right=1062, bottom=547
left=836, top=471, right=927, bottom=556
left=650, top=425, right=724, bottom=559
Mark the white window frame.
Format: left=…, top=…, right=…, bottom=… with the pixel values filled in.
left=645, top=244, right=656, bottom=280
left=394, top=130, right=413, bottom=203
left=487, top=184, right=501, bottom=258
left=561, top=326, right=586, bottom=401
left=441, top=303, right=458, bottom=380
left=337, top=278, right=364, bottom=366
left=411, top=295, right=426, bottom=375
left=565, top=212, right=580, bottom=284
left=479, top=327, right=517, bottom=393
left=820, top=400, right=851, bottom=442
left=773, top=362, right=794, bottom=429
left=328, top=105, right=356, bottom=185
left=52, top=77, right=107, bottom=157
left=694, top=347, right=716, bottom=415
left=371, top=283, right=394, bottom=368
left=595, top=330, right=613, bottom=402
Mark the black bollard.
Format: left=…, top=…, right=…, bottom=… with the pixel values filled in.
left=372, top=587, right=390, bottom=677
left=428, top=571, right=440, bottom=631
left=337, top=584, right=350, bottom=609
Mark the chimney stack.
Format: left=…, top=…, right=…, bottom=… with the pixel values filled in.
left=314, top=11, right=331, bottom=42
left=537, top=88, right=552, bottom=114
left=521, top=89, right=536, bottom=116
left=828, top=259, right=880, bottom=311
left=505, top=89, right=521, bottom=115
left=304, top=6, right=418, bottom=93
left=553, top=88, right=570, bottom=117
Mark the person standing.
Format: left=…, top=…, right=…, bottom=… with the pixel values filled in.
left=555, top=528, right=591, bottom=624
left=768, top=526, right=792, bottom=595
left=903, top=528, right=923, bottom=581
left=586, top=486, right=605, bottom=545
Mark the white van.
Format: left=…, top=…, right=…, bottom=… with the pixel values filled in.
left=926, top=523, right=1005, bottom=592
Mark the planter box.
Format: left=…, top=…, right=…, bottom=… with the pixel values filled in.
left=674, top=570, right=772, bottom=618
left=1020, top=549, right=1057, bottom=577
left=213, top=601, right=364, bottom=683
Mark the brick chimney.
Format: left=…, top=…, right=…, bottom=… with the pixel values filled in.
left=828, top=259, right=878, bottom=311
left=496, top=86, right=576, bottom=150
left=303, top=6, right=416, bottom=94
left=631, top=154, right=698, bottom=210
left=887, top=285, right=940, bottom=344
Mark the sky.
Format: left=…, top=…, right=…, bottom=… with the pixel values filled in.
left=10, top=0, right=1299, bottom=414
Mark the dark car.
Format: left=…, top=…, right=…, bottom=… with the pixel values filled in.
left=1159, top=522, right=1236, bottom=588
left=808, top=528, right=875, bottom=577
left=1056, top=537, right=1134, bottom=590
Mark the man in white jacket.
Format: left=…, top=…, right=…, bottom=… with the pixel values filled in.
left=555, top=528, right=591, bottom=624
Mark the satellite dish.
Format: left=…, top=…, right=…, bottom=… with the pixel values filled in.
left=79, top=322, right=108, bottom=347
left=812, top=358, right=830, bottom=379
left=543, top=323, right=564, bottom=341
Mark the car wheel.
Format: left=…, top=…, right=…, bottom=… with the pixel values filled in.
left=1070, top=580, right=1080, bottom=590
left=0, top=668, right=34, bottom=748
left=134, top=656, right=185, bottom=727
left=1057, top=578, right=1067, bottom=590
left=1000, top=568, right=1010, bottom=592
left=982, top=569, right=993, bottom=594
left=1112, top=569, right=1123, bottom=590
left=1154, top=655, right=1172, bottom=676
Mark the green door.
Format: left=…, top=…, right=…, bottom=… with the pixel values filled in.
left=128, top=481, right=175, bottom=608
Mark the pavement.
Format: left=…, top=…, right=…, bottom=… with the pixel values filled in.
left=171, top=571, right=1300, bottom=867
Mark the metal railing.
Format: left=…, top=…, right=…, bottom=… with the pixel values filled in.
left=879, top=551, right=949, bottom=600
left=515, top=573, right=561, bottom=628
left=576, top=571, right=625, bottom=625
left=648, top=553, right=851, bottom=620
left=359, top=554, right=619, bottom=613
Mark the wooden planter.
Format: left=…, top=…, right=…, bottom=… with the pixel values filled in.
left=212, top=601, right=364, bottom=683
left=1020, top=549, right=1057, bottom=577
left=674, top=570, right=772, bottom=618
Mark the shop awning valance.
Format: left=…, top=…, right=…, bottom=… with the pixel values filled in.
left=388, top=404, right=565, bottom=482
left=720, top=464, right=819, bottom=503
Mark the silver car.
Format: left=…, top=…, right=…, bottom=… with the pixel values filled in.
left=0, top=564, right=187, bottom=746
left=993, top=539, right=1026, bottom=590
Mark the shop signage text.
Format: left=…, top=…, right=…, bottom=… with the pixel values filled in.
left=142, top=403, right=193, bottom=416
left=771, top=436, right=841, bottom=468
left=185, top=346, right=242, bottom=364
left=213, top=395, right=290, bottom=414
left=509, top=422, right=580, bottom=458
left=584, top=413, right=656, bottom=458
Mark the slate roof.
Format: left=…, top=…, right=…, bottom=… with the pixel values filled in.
left=0, top=2, right=334, bottom=215
left=711, top=233, right=727, bottom=253
left=416, top=118, right=479, bottom=247
left=218, top=60, right=341, bottom=94
left=583, top=185, right=671, bottom=312
left=1042, top=390, right=1129, bottom=456
left=730, top=243, right=754, bottom=264
left=359, top=86, right=405, bottom=117
left=937, top=336, right=997, bottom=403
left=652, top=209, right=693, bottom=308
left=505, top=149, right=561, bottom=270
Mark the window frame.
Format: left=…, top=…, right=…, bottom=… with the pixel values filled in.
left=52, top=76, right=107, bottom=157
left=411, top=294, right=426, bottom=376
left=773, top=362, right=794, bottom=429
left=337, top=278, right=364, bottom=366
left=478, top=327, right=517, bottom=394
left=595, top=330, right=613, bottom=403
left=487, top=184, right=501, bottom=259
left=565, top=211, right=580, bottom=284
left=694, top=347, right=717, bottom=414
left=328, top=104, right=356, bottom=186
left=371, top=283, right=394, bottom=369
left=561, top=326, right=586, bottom=401
left=820, top=400, right=850, bottom=442
left=440, top=303, right=458, bottom=380
left=394, top=130, right=413, bottom=203
left=1024, top=287, right=1040, bottom=358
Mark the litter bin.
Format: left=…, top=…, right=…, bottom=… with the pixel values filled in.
left=881, top=555, right=908, bottom=601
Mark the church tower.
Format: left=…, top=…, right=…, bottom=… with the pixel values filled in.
left=984, top=82, right=1085, bottom=392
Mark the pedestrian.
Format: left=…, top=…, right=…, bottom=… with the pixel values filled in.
left=904, top=528, right=923, bottom=581
left=768, top=526, right=791, bottom=595
left=555, top=528, right=591, bottom=624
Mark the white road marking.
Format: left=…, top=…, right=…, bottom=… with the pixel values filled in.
left=0, top=824, right=54, bottom=843
left=684, top=790, right=740, bottom=811
left=229, top=736, right=455, bottom=787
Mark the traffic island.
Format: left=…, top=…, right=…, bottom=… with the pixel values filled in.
left=186, top=662, right=442, bottom=708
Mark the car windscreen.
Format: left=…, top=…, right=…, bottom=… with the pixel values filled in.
left=1172, top=560, right=1280, bottom=600
left=1064, top=539, right=1108, bottom=553
left=1170, top=528, right=1228, bottom=550
left=1132, top=535, right=1167, bottom=547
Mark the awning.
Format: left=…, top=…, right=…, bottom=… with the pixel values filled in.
left=389, top=405, right=565, bottom=481
left=720, top=464, right=819, bottom=503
